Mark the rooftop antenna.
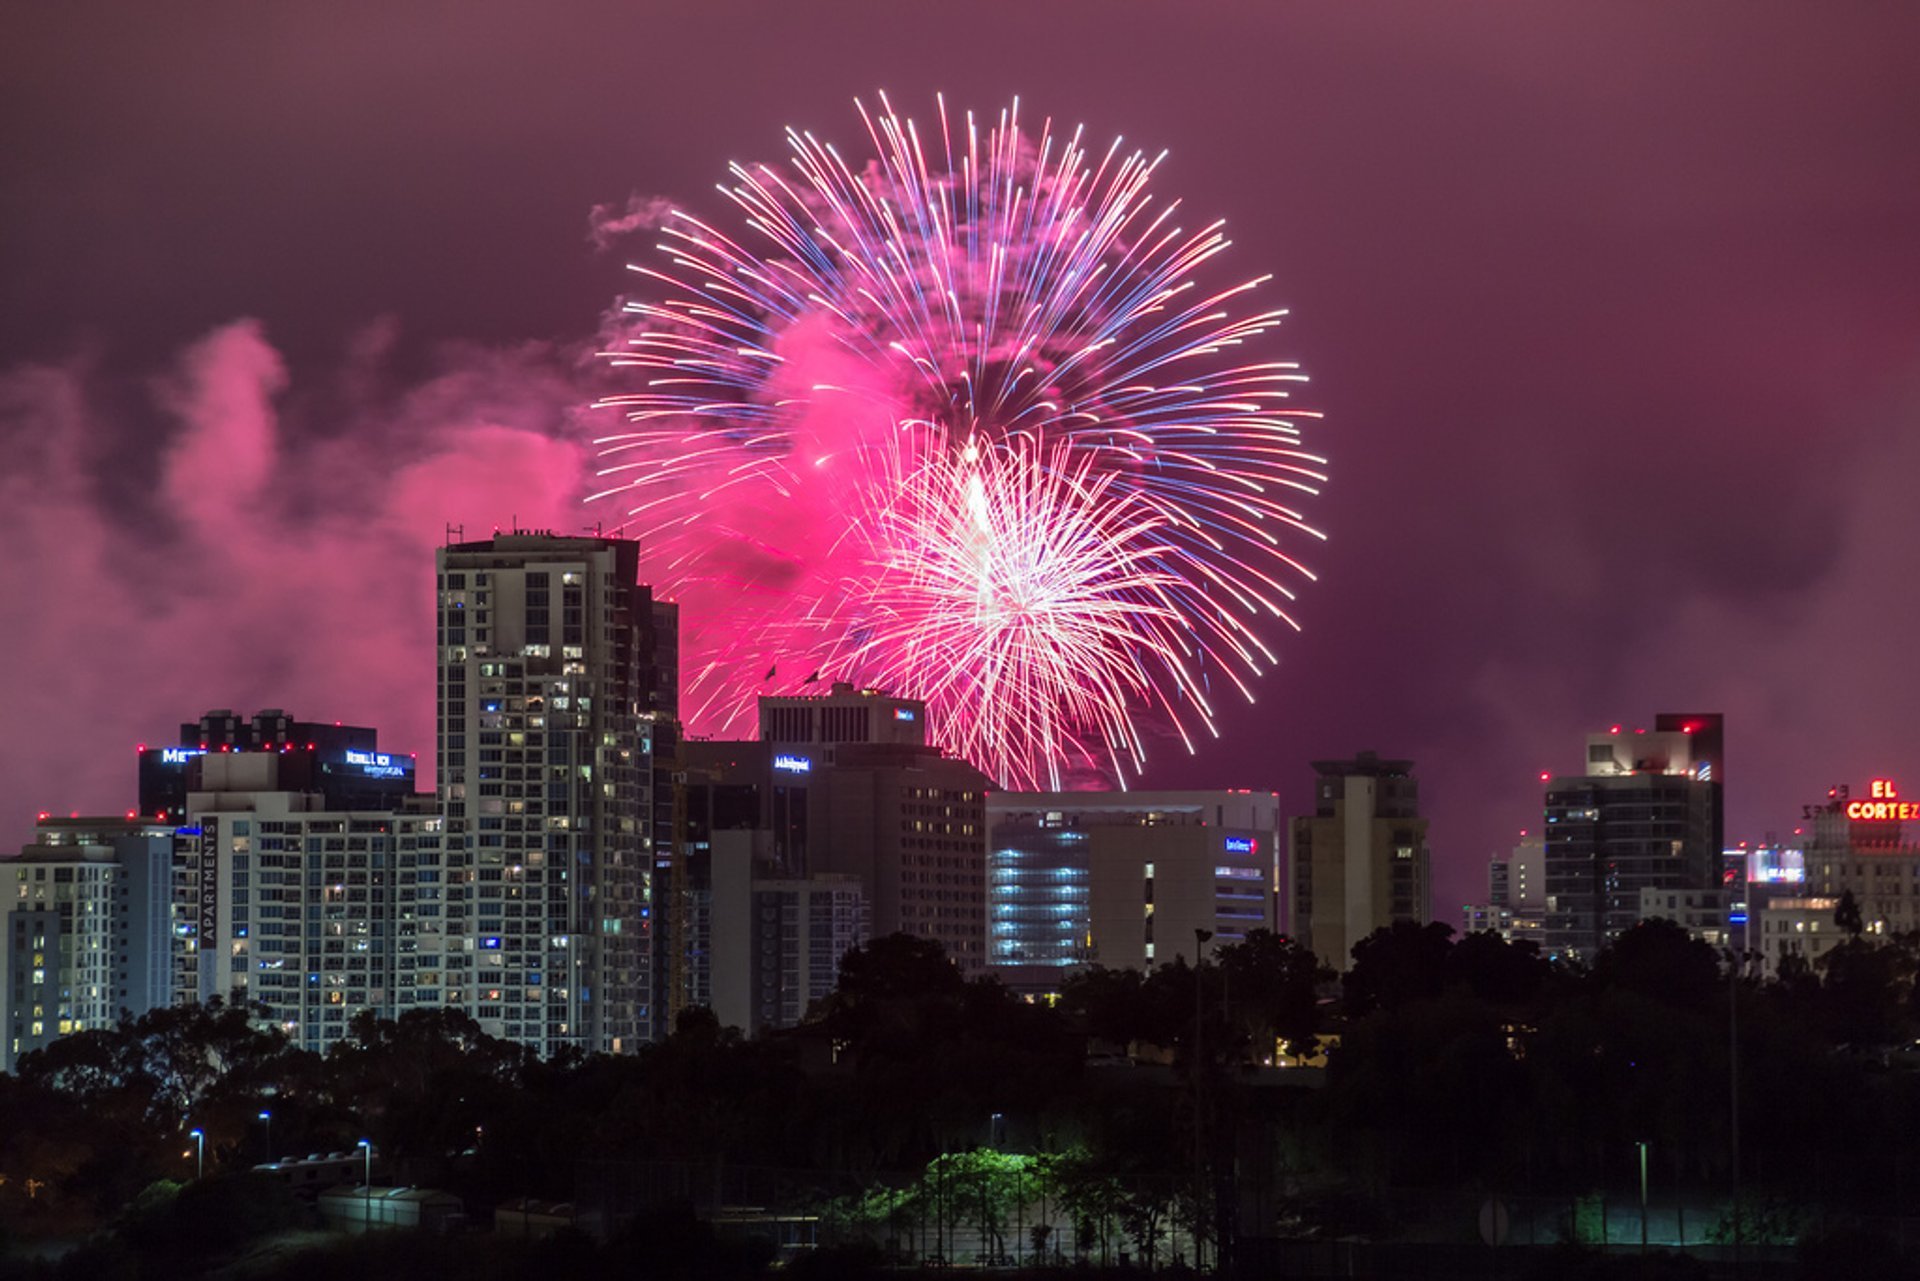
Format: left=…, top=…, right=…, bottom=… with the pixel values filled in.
left=444, top=523, right=464, bottom=546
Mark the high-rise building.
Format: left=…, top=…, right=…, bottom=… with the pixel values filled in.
left=654, top=738, right=850, bottom=1028
left=1542, top=717, right=1721, bottom=959
left=1289, top=752, right=1431, bottom=969
left=3, top=817, right=179, bottom=1072
left=178, top=752, right=446, bottom=1052
left=988, top=791, right=1281, bottom=983
left=435, top=533, right=676, bottom=1055
left=752, top=684, right=990, bottom=973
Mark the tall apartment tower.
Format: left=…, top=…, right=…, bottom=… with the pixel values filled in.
left=1289, top=751, right=1432, bottom=970
left=178, top=752, right=445, bottom=1053
left=1542, top=715, right=1721, bottom=960
left=3, top=818, right=179, bottom=1072
left=436, top=533, right=676, bottom=1055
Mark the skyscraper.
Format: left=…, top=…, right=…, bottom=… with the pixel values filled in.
left=3, top=817, right=179, bottom=1072
left=1542, top=716, right=1721, bottom=959
left=436, top=533, right=676, bottom=1055
left=1289, top=751, right=1432, bottom=969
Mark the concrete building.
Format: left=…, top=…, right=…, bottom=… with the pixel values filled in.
left=1464, top=832, right=1545, bottom=942
left=1799, top=777, right=1920, bottom=940
left=1289, top=752, right=1431, bottom=969
left=653, top=739, right=867, bottom=1034
left=755, top=686, right=990, bottom=974
left=3, top=818, right=179, bottom=1071
left=179, top=751, right=447, bottom=1053
left=709, top=847, right=867, bottom=1034
left=437, top=533, right=676, bottom=1055
left=1753, top=896, right=1844, bottom=975
left=1633, top=885, right=1731, bottom=947
left=759, top=683, right=928, bottom=760
left=988, top=791, right=1281, bottom=981
left=1542, top=716, right=1722, bottom=960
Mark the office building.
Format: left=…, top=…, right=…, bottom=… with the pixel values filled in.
left=654, top=739, right=864, bottom=1031
left=756, top=685, right=992, bottom=974
left=760, top=684, right=928, bottom=761
left=1289, top=752, right=1431, bottom=969
left=3, top=818, right=179, bottom=1072
left=1542, top=717, right=1721, bottom=959
left=988, top=791, right=1281, bottom=981
left=436, top=533, right=676, bottom=1054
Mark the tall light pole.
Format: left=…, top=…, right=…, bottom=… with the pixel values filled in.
left=1192, top=928, right=1212, bottom=1272
left=358, top=1139, right=373, bottom=1233
left=189, top=1128, right=204, bottom=1181
left=1637, top=1141, right=1649, bottom=1252
left=258, top=1110, right=273, bottom=1163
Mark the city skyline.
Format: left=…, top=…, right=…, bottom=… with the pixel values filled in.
left=4, top=4, right=1918, bottom=917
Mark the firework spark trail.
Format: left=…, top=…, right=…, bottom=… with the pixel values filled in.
left=594, top=95, right=1327, bottom=788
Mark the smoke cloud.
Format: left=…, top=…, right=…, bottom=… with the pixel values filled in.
left=0, top=320, right=591, bottom=836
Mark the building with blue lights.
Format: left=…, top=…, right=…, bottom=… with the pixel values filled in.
left=987, top=791, right=1281, bottom=984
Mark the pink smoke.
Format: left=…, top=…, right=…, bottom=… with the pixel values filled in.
left=0, top=320, right=590, bottom=840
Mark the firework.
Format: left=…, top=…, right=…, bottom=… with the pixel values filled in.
left=594, top=94, right=1326, bottom=789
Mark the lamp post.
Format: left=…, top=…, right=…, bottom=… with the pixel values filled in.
left=189, top=1128, right=204, bottom=1181
left=258, top=1110, right=273, bottom=1163
left=357, top=1139, right=373, bottom=1233
left=1637, top=1141, right=1650, bottom=1252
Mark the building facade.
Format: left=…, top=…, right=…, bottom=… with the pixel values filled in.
left=1542, top=717, right=1721, bottom=960
left=988, top=791, right=1281, bottom=981
left=3, top=818, right=179, bottom=1072
left=177, top=752, right=447, bottom=1054
left=1289, top=752, right=1431, bottom=969
left=436, top=533, right=677, bottom=1055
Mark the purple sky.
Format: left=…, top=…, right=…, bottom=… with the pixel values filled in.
left=4, top=3, right=1918, bottom=917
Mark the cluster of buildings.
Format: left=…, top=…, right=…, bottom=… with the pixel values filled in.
left=2, top=533, right=1437, bottom=1071
left=1463, top=713, right=1920, bottom=975
left=11, top=530, right=1911, bottom=1074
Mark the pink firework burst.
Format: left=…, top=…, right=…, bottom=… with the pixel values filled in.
left=593, top=93, right=1327, bottom=787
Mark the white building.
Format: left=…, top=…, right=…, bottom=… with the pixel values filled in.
left=436, top=534, right=676, bottom=1054
left=181, top=754, right=447, bottom=1053
left=3, top=818, right=178, bottom=1072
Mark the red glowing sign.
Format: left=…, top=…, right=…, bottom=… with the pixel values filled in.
left=1845, top=779, right=1918, bottom=822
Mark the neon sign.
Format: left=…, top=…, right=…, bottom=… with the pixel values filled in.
left=1847, top=779, right=1917, bottom=822
left=1223, top=836, right=1257, bottom=855
left=344, top=749, right=410, bottom=779
left=894, top=707, right=917, bottom=722
left=773, top=753, right=812, bottom=773
left=160, top=748, right=205, bottom=765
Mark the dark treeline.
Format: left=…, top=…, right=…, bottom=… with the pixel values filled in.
left=3, top=916, right=1920, bottom=1278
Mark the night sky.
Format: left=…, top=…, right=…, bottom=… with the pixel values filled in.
left=5, top=3, right=1918, bottom=917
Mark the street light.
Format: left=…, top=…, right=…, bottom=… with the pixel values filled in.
left=1637, top=1141, right=1650, bottom=1252
left=357, top=1139, right=373, bottom=1233
left=258, top=1111, right=273, bottom=1163
left=189, top=1128, right=204, bottom=1181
